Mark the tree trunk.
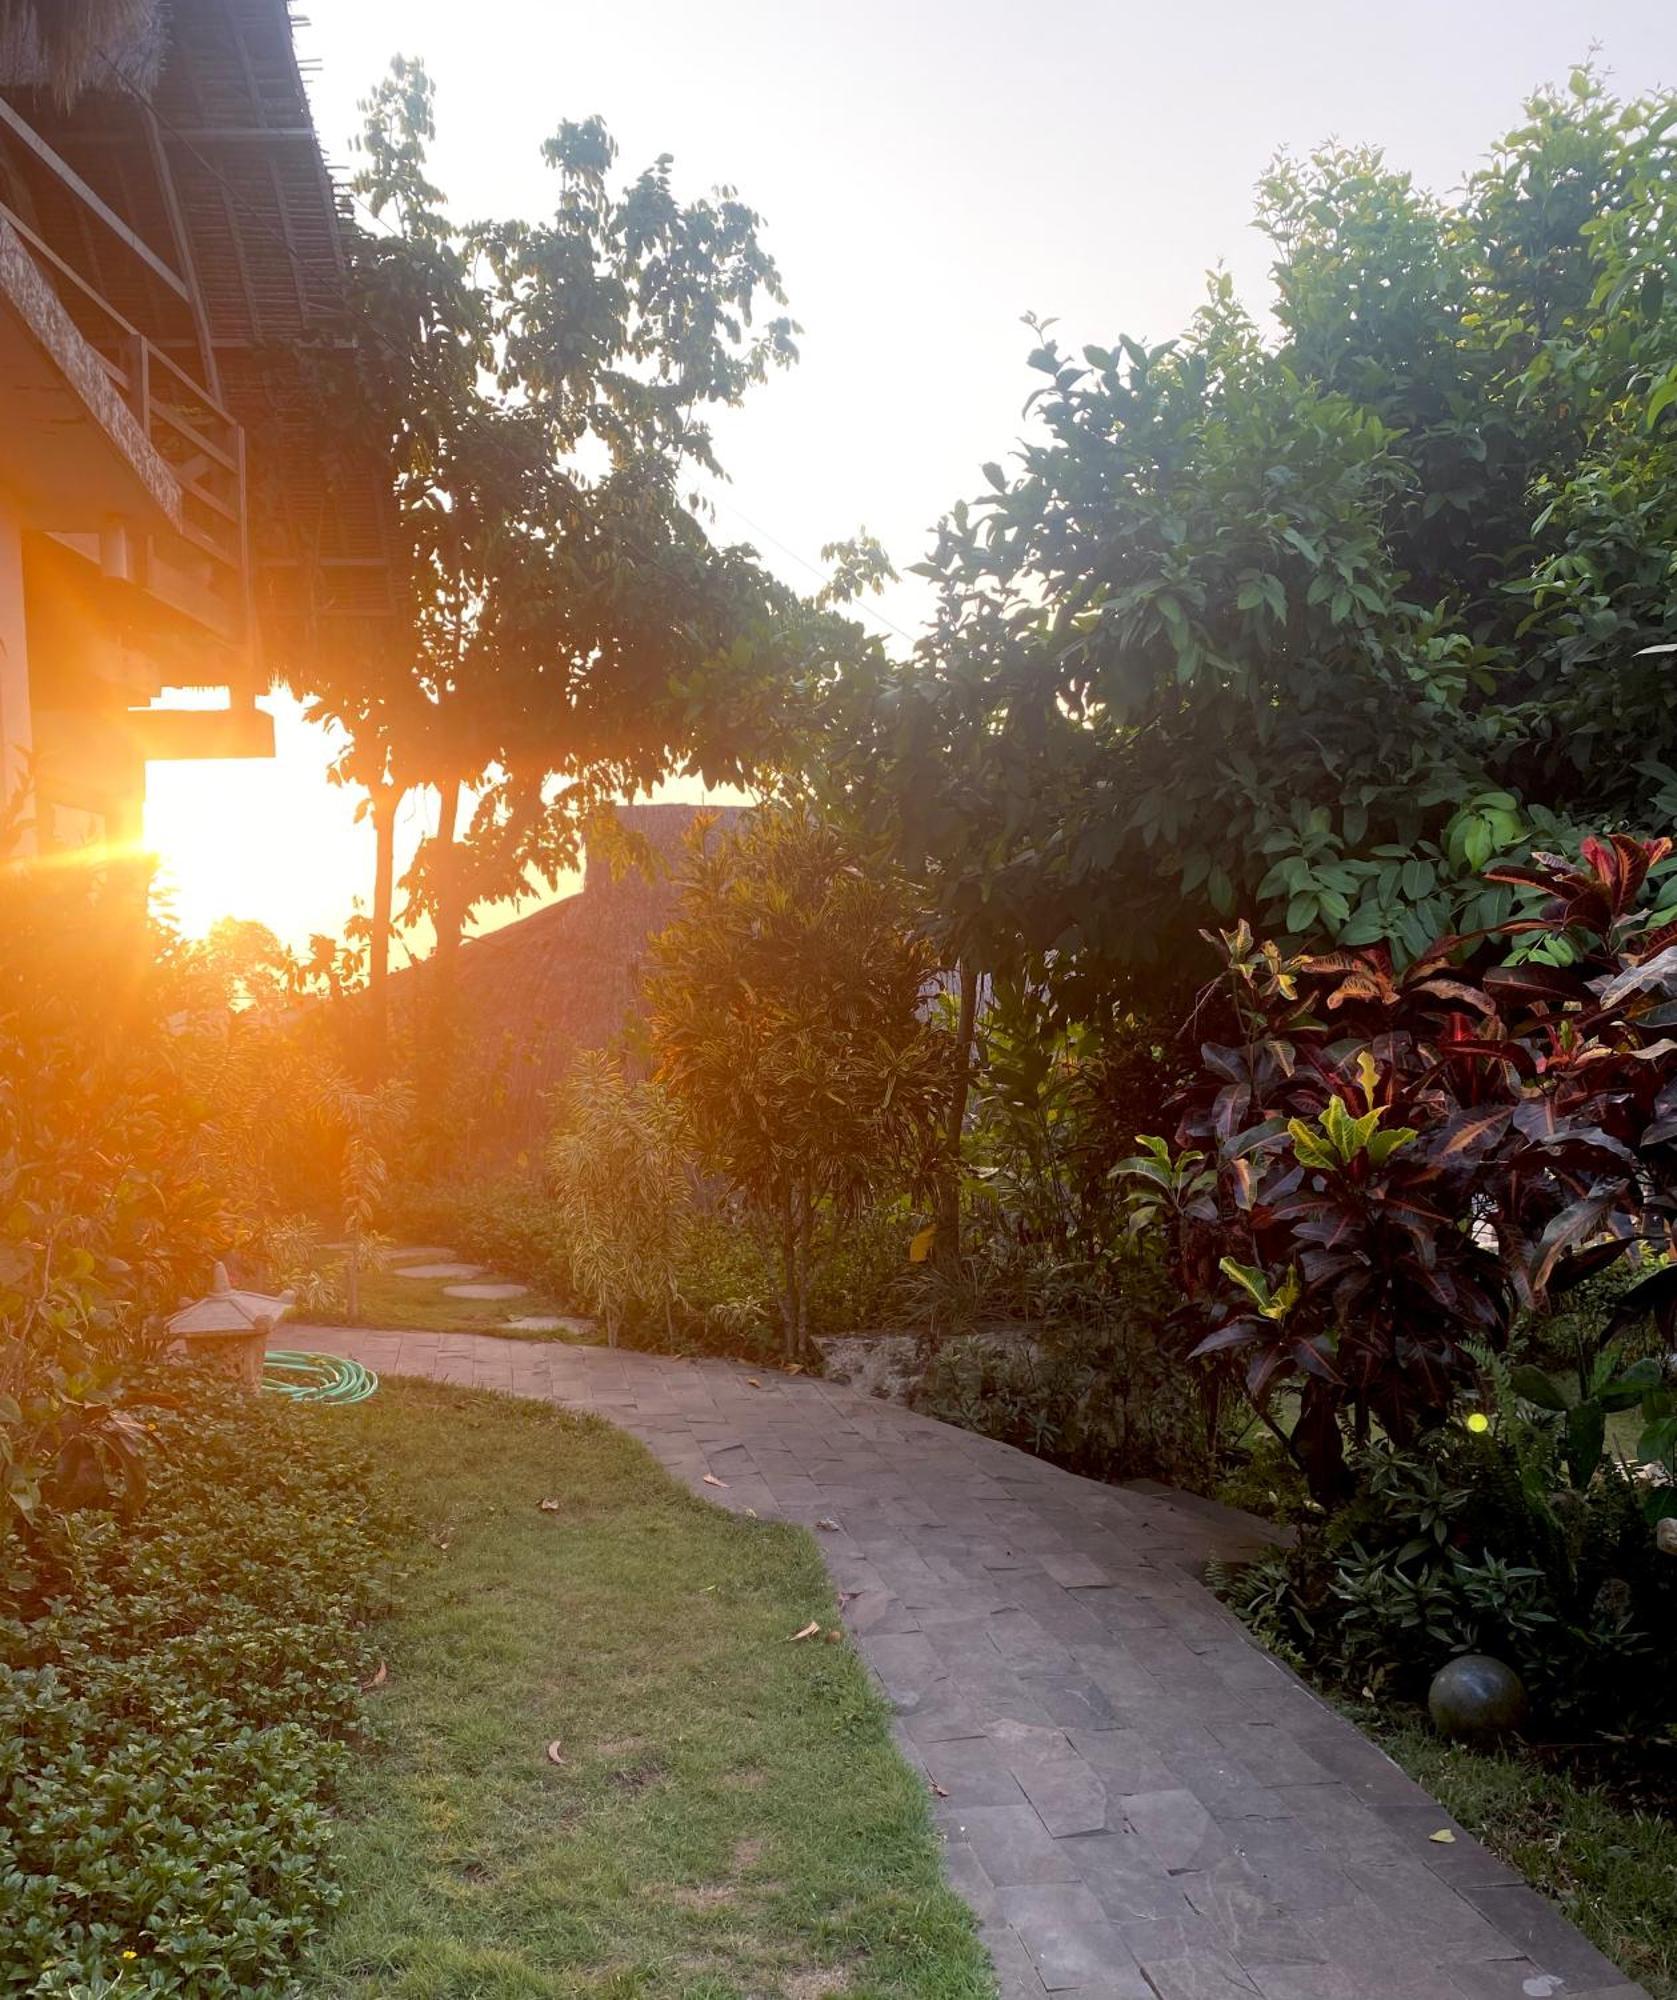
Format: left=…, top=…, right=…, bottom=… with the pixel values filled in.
left=366, top=784, right=398, bottom=1079
left=793, top=1175, right=814, bottom=1361
left=428, top=775, right=468, bottom=1055
left=778, top=1187, right=799, bottom=1363
left=934, top=956, right=979, bottom=1279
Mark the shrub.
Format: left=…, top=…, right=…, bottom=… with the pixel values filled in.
left=546, top=1054, right=693, bottom=1347
left=1220, top=1418, right=1675, bottom=1734
left=0, top=1380, right=398, bottom=1996
left=422, top=1172, right=578, bottom=1304
left=1127, top=833, right=1677, bottom=1501
left=647, top=808, right=952, bottom=1359
left=1, top=827, right=230, bottom=1536
left=914, top=1249, right=1216, bottom=1490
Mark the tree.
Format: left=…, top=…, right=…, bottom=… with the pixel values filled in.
left=305, top=62, right=805, bottom=1065
left=546, top=1052, right=692, bottom=1348
left=832, top=70, right=1677, bottom=1011
left=646, top=810, right=951, bottom=1359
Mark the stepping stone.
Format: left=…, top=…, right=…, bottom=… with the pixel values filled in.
left=387, top=1245, right=456, bottom=1264
left=395, top=1261, right=485, bottom=1280
left=507, top=1314, right=596, bottom=1334
left=444, top=1282, right=529, bottom=1300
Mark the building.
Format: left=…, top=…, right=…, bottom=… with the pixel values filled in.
left=387, top=804, right=742, bottom=1161
left=0, top=0, right=394, bottom=855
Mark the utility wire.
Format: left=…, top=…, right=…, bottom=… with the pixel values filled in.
left=708, top=493, right=918, bottom=647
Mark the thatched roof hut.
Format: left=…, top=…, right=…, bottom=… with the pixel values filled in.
left=391, top=804, right=743, bottom=1161
left=0, top=0, right=168, bottom=101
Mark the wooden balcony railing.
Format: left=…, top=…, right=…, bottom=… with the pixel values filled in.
left=0, top=190, right=249, bottom=642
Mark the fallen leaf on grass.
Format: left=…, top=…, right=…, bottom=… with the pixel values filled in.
left=791, top=1621, right=821, bottom=1641
left=546, top=1740, right=566, bottom=1766
left=823, top=1629, right=841, bottom=1644
left=744, top=1507, right=759, bottom=1519
left=1428, top=1829, right=1456, bottom=1844
left=702, top=1473, right=728, bottom=1489
left=816, top=1517, right=840, bottom=1532
left=538, top=1498, right=561, bottom=1512
left=361, top=1661, right=388, bottom=1691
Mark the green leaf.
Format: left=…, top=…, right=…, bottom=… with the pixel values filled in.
left=1508, top=1365, right=1569, bottom=1413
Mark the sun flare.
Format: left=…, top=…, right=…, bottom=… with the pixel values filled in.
left=142, top=693, right=370, bottom=949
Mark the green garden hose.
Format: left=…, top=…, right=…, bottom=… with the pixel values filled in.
left=261, top=1349, right=379, bottom=1406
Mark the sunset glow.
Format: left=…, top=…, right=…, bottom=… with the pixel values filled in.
left=142, top=692, right=375, bottom=947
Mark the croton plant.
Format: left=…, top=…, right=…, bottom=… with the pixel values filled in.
left=1125, top=835, right=1677, bottom=1500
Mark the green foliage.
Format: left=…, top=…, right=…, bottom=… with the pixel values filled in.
left=546, top=1053, right=693, bottom=1346
left=832, top=70, right=1677, bottom=1003
left=959, top=981, right=1184, bottom=1275
left=0, top=1382, right=397, bottom=1995
left=1220, top=1424, right=1674, bottom=1733
left=647, top=810, right=952, bottom=1358
left=311, top=59, right=812, bottom=993
left=0, top=826, right=230, bottom=1539
left=914, top=1246, right=1216, bottom=1490
left=1138, top=833, right=1677, bottom=1501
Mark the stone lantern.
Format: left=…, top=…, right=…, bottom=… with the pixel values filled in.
left=166, top=1261, right=290, bottom=1390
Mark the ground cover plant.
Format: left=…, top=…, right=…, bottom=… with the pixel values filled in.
left=313, top=1380, right=989, bottom=2000
left=0, top=1381, right=398, bottom=1997
left=1369, top=1718, right=1677, bottom=2000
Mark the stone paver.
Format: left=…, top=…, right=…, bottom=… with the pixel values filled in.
left=309, top=1325, right=1649, bottom=2000
left=443, top=1281, right=530, bottom=1300
left=392, top=1261, right=484, bottom=1280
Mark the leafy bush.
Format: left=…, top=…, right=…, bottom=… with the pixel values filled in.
left=1220, top=1420, right=1675, bottom=1734
left=1129, top=833, right=1677, bottom=1500
left=914, top=1250, right=1216, bottom=1490
left=647, top=808, right=952, bottom=1359
left=547, top=1054, right=692, bottom=1347
left=0, top=1380, right=397, bottom=1996
left=0, top=826, right=231, bottom=1536
left=424, top=1172, right=578, bottom=1304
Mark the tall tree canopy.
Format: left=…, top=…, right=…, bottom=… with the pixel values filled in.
left=303, top=61, right=811, bottom=1048
left=835, top=70, right=1677, bottom=1009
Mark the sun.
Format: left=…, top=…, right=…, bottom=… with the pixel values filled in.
left=142, top=691, right=373, bottom=950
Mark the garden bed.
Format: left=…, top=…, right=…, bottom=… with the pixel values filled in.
left=0, top=1381, right=399, bottom=1995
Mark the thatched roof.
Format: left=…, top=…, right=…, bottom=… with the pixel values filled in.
left=0, top=0, right=168, bottom=101
left=392, top=804, right=744, bottom=1162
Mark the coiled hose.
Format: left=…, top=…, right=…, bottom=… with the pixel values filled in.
left=261, top=1349, right=379, bottom=1406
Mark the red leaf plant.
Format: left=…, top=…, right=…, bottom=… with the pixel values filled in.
left=1127, top=837, right=1677, bottom=1501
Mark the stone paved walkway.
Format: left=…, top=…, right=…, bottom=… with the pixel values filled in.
left=313, top=1326, right=1648, bottom=2000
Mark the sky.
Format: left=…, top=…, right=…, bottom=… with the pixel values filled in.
left=143, top=0, right=1676, bottom=949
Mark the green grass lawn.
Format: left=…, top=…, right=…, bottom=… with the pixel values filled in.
left=311, top=1380, right=989, bottom=2000
left=1368, top=1718, right=1677, bottom=2000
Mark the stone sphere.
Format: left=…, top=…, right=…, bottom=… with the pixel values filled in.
left=1428, top=1654, right=1527, bottom=1741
